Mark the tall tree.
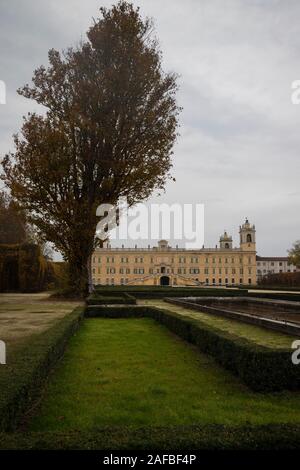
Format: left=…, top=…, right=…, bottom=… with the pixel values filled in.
left=2, top=2, right=180, bottom=297
left=288, top=240, right=300, bottom=268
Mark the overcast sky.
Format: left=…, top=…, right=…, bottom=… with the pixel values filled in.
left=0, top=0, right=300, bottom=256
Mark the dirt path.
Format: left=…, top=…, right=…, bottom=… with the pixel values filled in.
left=0, top=293, right=82, bottom=348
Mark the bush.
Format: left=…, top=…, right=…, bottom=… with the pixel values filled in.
left=0, top=307, right=84, bottom=432
left=85, top=305, right=146, bottom=317
left=84, top=306, right=300, bottom=392
left=93, top=286, right=248, bottom=299
left=258, top=271, right=300, bottom=288
left=248, top=292, right=300, bottom=302
left=1, top=424, right=300, bottom=450
left=87, top=292, right=136, bottom=305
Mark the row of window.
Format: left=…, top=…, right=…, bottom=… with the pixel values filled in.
left=257, top=261, right=289, bottom=267
left=93, top=256, right=254, bottom=265
left=92, top=267, right=252, bottom=275
left=92, top=278, right=253, bottom=286
left=257, top=269, right=297, bottom=274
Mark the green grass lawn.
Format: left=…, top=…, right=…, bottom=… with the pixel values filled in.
left=139, top=299, right=297, bottom=349
left=28, top=317, right=300, bottom=431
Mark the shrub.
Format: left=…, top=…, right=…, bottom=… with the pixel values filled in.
left=93, top=286, right=248, bottom=299
left=86, top=293, right=136, bottom=305
left=248, top=292, right=300, bottom=302
left=1, top=424, right=300, bottom=450
left=0, top=307, right=84, bottom=432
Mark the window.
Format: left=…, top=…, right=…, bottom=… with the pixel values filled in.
left=246, top=234, right=252, bottom=243
left=190, top=268, right=200, bottom=274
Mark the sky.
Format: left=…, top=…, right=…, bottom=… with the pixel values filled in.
left=0, top=0, right=300, bottom=256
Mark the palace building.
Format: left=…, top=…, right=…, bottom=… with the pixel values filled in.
left=92, top=218, right=257, bottom=287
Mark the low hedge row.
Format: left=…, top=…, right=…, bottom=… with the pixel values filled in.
left=85, top=305, right=300, bottom=392
left=248, top=285, right=300, bottom=292
left=1, top=424, right=300, bottom=450
left=87, top=293, right=136, bottom=305
left=0, top=307, right=84, bottom=432
left=93, top=286, right=248, bottom=299
left=248, top=292, right=300, bottom=302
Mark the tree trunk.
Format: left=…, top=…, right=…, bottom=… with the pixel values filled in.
left=87, top=253, right=93, bottom=294
left=67, top=255, right=89, bottom=298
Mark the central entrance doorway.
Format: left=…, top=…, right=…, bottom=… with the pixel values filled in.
left=160, top=276, right=170, bottom=286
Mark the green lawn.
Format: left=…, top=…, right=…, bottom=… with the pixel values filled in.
left=29, top=317, right=300, bottom=431
left=139, top=299, right=297, bottom=349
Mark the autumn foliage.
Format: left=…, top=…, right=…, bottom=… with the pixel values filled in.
left=2, top=2, right=180, bottom=296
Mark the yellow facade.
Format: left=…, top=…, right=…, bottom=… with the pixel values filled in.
left=92, top=219, right=257, bottom=287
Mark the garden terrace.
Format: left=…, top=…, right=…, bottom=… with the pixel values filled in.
left=164, top=297, right=300, bottom=337
left=1, top=297, right=300, bottom=450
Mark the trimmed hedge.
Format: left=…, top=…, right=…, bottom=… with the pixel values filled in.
left=248, top=285, right=300, bottom=292
left=87, top=293, right=136, bottom=305
left=84, top=306, right=300, bottom=392
left=93, top=286, right=248, bottom=299
left=248, top=292, right=300, bottom=302
left=1, top=424, right=300, bottom=450
left=0, top=307, right=84, bottom=432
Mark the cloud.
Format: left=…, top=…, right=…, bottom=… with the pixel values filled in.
left=0, top=0, right=299, bottom=255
